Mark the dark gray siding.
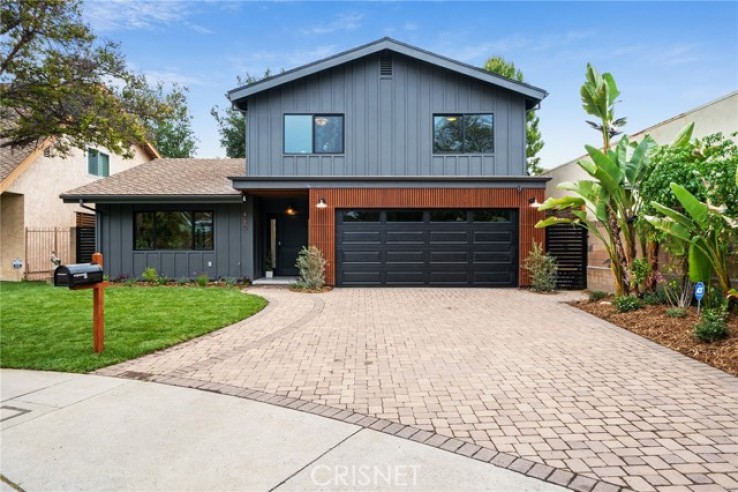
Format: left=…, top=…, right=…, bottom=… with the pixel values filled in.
left=246, top=53, right=527, bottom=177
left=97, top=202, right=252, bottom=280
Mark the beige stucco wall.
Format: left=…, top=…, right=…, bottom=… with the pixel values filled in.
left=542, top=91, right=738, bottom=292
left=5, top=144, right=150, bottom=228
left=0, top=144, right=152, bottom=280
left=1, top=193, right=25, bottom=281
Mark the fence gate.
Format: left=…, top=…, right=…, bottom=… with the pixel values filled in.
left=24, top=227, right=74, bottom=281
left=546, top=223, right=588, bottom=290
left=76, top=213, right=96, bottom=263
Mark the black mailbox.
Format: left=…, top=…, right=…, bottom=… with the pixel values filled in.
left=54, top=263, right=104, bottom=288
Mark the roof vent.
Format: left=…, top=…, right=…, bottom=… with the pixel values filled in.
left=379, top=55, right=393, bottom=78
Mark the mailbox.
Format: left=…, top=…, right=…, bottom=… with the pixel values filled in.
left=54, top=263, right=104, bottom=288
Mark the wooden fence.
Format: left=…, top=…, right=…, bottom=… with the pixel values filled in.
left=24, top=227, right=75, bottom=281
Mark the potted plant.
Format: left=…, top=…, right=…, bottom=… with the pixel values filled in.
left=265, top=256, right=274, bottom=279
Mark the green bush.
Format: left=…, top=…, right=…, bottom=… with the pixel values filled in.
left=614, top=295, right=644, bottom=313
left=157, top=275, right=169, bottom=285
left=295, top=246, right=326, bottom=290
left=665, top=307, right=687, bottom=318
left=142, top=266, right=158, bottom=283
left=524, top=242, right=558, bottom=292
left=643, top=291, right=662, bottom=306
left=589, top=291, right=607, bottom=302
left=177, top=278, right=190, bottom=286
left=196, top=273, right=209, bottom=287
left=693, top=320, right=728, bottom=342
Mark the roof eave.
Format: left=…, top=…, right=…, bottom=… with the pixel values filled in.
left=227, top=38, right=547, bottom=106
left=61, top=194, right=242, bottom=204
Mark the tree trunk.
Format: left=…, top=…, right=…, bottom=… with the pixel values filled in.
left=608, top=211, right=630, bottom=296
left=646, top=240, right=659, bottom=292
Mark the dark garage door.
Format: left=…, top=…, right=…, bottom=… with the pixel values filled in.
left=335, top=209, right=518, bottom=287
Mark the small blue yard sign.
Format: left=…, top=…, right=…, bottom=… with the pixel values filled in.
left=695, top=282, right=705, bottom=315
left=695, top=282, right=705, bottom=301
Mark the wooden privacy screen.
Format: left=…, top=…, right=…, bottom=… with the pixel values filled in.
left=308, top=188, right=545, bottom=286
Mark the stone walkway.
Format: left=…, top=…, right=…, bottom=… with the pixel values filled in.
left=99, top=287, right=738, bottom=491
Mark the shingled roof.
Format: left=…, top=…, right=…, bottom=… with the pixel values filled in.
left=0, top=139, right=48, bottom=185
left=61, top=158, right=245, bottom=202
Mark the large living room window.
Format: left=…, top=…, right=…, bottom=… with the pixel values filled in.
left=284, top=114, right=344, bottom=154
left=433, top=114, right=494, bottom=154
left=87, top=149, right=110, bottom=177
left=134, top=211, right=214, bottom=250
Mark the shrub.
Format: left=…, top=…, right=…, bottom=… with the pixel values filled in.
left=524, top=243, right=558, bottom=292
left=223, top=277, right=236, bottom=287
left=157, top=275, right=169, bottom=286
left=295, top=246, right=326, bottom=290
left=613, top=295, right=643, bottom=313
left=643, top=291, right=662, bottom=306
left=665, top=307, right=687, bottom=318
left=196, top=273, right=209, bottom=287
left=589, top=291, right=607, bottom=302
left=630, top=258, right=652, bottom=294
left=141, top=266, right=158, bottom=283
left=177, top=277, right=189, bottom=286
left=693, top=320, right=728, bottom=342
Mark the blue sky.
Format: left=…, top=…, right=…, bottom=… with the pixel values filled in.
left=83, top=1, right=738, bottom=168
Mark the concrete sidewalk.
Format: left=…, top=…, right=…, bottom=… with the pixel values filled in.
left=1, top=369, right=562, bottom=491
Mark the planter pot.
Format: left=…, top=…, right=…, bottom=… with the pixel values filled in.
left=265, top=270, right=274, bottom=279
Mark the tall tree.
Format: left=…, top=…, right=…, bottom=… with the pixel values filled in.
left=483, top=56, right=544, bottom=175
left=147, top=83, right=198, bottom=158
left=211, top=70, right=271, bottom=158
left=0, top=0, right=170, bottom=157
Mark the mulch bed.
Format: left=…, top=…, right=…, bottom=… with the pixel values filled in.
left=572, top=300, right=738, bottom=377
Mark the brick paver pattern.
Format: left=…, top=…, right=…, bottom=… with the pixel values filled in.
left=100, top=288, right=738, bottom=491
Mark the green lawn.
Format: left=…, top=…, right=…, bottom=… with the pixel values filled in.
left=0, top=282, right=266, bottom=373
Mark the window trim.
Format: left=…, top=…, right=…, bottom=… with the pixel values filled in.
left=87, top=148, right=110, bottom=177
left=133, top=210, right=215, bottom=251
left=283, top=113, right=345, bottom=155
left=432, top=113, right=495, bottom=155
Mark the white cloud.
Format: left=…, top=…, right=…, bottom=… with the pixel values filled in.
left=84, top=0, right=211, bottom=34
left=300, top=13, right=364, bottom=35
left=143, top=69, right=206, bottom=86
left=226, top=45, right=337, bottom=77
left=612, top=42, right=700, bottom=67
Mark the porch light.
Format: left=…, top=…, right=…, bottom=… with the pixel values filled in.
left=315, top=117, right=329, bottom=126
left=316, top=198, right=327, bottom=209
left=286, top=203, right=296, bottom=215
left=528, top=197, right=542, bottom=209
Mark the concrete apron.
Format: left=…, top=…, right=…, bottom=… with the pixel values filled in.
left=0, top=369, right=563, bottom=491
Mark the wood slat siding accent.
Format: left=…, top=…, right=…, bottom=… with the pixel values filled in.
left=308, top=188, right=544, bottom=286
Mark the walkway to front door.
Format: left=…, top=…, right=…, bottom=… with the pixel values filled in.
left=99, top=288, right=738, bottom=492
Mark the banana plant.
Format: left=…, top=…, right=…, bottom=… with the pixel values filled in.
left=536, top=135, right=656, bottom=296
left=645, top=181, right=736, bottom=293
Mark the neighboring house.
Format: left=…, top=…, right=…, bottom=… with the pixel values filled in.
left=0, top=140, right=159, bottom=281
left=543, top=91, right=738, bottom=292
left=62, top=38, right=549, bottom=287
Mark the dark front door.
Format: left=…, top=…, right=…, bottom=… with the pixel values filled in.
left=335, top=209, right=518, bottom=287
left=276, top=214, right=308, bottom=276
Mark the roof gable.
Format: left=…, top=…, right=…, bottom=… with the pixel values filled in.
left=227, top=37, right=547, bottom=110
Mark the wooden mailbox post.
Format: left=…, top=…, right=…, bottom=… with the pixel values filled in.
left=69, top=252, right=108, bottom=353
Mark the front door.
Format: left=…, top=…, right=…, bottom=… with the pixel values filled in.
left=276, top=214, right=308, bottom=276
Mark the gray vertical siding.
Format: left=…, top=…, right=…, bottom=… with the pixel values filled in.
left=98, top=202, right=252, bottom=280
left=246, top=53, right=527, bottom=177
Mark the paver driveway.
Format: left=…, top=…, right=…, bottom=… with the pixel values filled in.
left=100, top=287, right=738, bottom=491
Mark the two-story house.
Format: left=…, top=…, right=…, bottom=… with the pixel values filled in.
left=62, top=38, right=549, bottom=287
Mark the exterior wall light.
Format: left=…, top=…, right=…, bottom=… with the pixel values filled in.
left=286, top=203, right=296, bottom=215
left=316, top=198, right=327, bottom=209
left=528, top=197, right=542, bottom=209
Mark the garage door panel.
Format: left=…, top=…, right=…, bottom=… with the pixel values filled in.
left=336, top=209, right=518, bottom=287
left=385, top=270, right=425, bottom=285
left=341, top=251, right=382, bottom=263
left=386, top=251, right=424, bottom=263
left=341, top=231, right=382, bottom=244
left=386, top=231, right=425, bottom=244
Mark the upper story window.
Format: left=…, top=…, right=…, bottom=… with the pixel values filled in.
left=433, top=114, right=494, bottom=154
left=284, top=114, right=344, bottom=154
left=88, top=149, right=110, bottom=177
